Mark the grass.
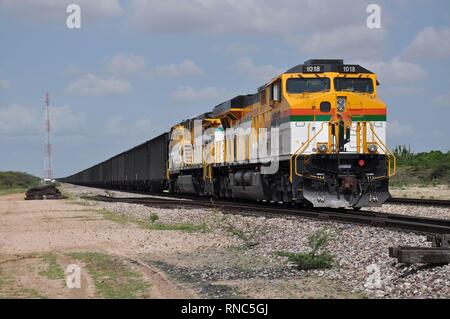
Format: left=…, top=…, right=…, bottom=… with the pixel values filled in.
left=60, top=189, right=76, bottom=200
left=0, top=269, right=47, bottom=299
left=141, top=221, right=208, bottom=233
left=18, top=288, right=47, bottom=299
left=276, top=229, right=335, bottom=270
left=149, top=213, right=159, bottom=224
left=276, top=251, right=334, bottom=270
left=391, top=147, right=450, bottom=186
left=39, top=254, right=65, bottom=280
left=0, top=171, right=40, bottom=193
left=99, top=209, right=130, bottom=225
left=223, top=223, right=249, bottom=241
left=0, top=187, right=27, bottom=196
left=0, top=171, right=41, bottom=196
left=68, top=252, right=149, bottom=299
left=98, top=208, right=208, bottom=233
left=209, top=206, right=261, bottom=247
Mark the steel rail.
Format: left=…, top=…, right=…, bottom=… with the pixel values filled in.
left=388, top=197, right=450, bottom=207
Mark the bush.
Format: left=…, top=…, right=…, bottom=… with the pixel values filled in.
left=276, top=229, right=334, bottom=270
left=149, top=213, right=159, bottom=224
left=276, top=251, right=334, bottom=270
left=391, top=147, right=450, bottom=186
left=0, top=171, right=40, bottom=189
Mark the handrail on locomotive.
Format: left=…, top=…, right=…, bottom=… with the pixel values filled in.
left=289, top=120, right=396, bottom=183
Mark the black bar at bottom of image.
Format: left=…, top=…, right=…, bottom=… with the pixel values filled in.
left=0, top=299, right=448, bottom=318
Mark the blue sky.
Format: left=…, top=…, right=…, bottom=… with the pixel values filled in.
left=0, top=0, right=449, bottom=178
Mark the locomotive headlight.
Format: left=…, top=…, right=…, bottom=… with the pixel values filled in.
left=318, top=144, right=328, bottom=153
left=368, top=144, right=378, bottom=153
left=337, top=97, right=346, bottom=112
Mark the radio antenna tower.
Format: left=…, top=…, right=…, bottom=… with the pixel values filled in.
left=44, top=92, right=53, bottom=181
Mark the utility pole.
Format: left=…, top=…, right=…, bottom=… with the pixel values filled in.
left=44, top=92, right=53, bottom=182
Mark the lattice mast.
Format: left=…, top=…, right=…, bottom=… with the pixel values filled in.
left=44, top=92, right=53, bottom=181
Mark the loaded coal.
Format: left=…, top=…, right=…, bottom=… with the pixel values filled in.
left=25, top=184, right=63, bottom=200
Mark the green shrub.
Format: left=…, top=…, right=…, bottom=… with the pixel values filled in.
left=0, top=171, right=40, bottom=189
left=391, top=147, right=450, bottom=186
left=276, top=251, right=334, bottom=270
left=149, top=213, right=159, bottom=224
left=276, top=229, right=334, bottom=270
left=307, top=229, right=330, bottom=255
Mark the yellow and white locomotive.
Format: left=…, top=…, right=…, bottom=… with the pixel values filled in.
left=168, top=59, right=396, bottom=208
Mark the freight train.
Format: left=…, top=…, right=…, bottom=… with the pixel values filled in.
left=61, top=59, right=396, bottom=209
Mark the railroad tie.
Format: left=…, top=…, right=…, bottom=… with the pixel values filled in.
left=389, top=235, right=450, bottom=265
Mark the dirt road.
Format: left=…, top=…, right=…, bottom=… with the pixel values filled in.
left=0, top=193, right=208, bottom=298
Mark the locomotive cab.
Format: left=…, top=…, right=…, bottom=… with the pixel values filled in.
left=282, top=60, right=395, bottom=208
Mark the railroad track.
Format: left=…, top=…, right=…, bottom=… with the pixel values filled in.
left=77, top=184, right=450, bottom=207
left=88, top=194, right=450, bottom=235
left=388, top=197, right=450, bottom=207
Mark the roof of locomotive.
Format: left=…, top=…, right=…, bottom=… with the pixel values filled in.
left=285, top=59, right=374, bottom=74
left=212, top=93, right=259, bottom=117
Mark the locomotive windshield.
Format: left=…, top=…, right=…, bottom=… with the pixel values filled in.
left=286, top=78, right=330, bottom=94
left=334, top=78, right=374, bottom=93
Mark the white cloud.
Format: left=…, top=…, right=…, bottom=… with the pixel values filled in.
left=432, top=93, right=450, bottom=108
left=66, top=74, right=131, bottom=96
left=403, top=26, right=450, bottom=60
left=129, top=0, right=373, bottom=35
left=0, top=79, right=11, bottom=89
left=0, top=0, right=124, bottom=21
left=0, top=103, right=85, bottom=137
left=151, top=59, right=203, bottom=78
left=297, top=25, right=386, bottom=60
left=170, top=86, right=228, bottom=101
left=107, top=54, right=146, bottom=76
left=236, top=57, right=283, bottom=83
left=0, top=104, right=39, bottom=136
left=363, top=58, right=426, bottom=84
left=388, top=120, right=414, bottom=138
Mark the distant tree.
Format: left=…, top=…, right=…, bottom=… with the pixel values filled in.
left=394, top=144, right=413, bottom=161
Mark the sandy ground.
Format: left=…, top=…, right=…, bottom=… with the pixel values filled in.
left=0, top=193, right=207, bottom=298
